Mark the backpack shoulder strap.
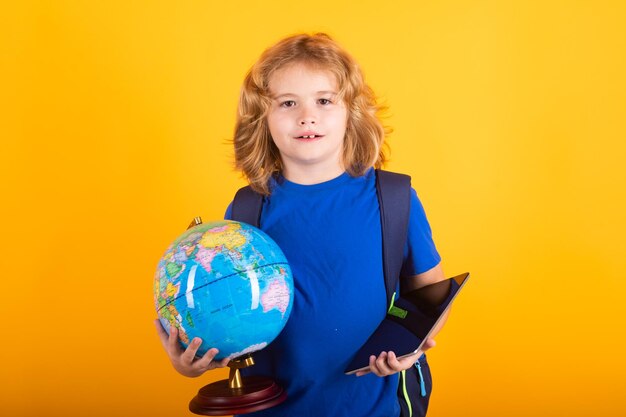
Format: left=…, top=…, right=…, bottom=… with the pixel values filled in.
left=375, top=169, right=412, bottom=306
left=231, top=185, right=263, bottom=228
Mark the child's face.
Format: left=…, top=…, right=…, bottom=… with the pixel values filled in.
left=267, top=63, right=348, bottom=179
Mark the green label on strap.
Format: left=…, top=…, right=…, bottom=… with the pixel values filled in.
left=388, top=305, right=408, bottom=319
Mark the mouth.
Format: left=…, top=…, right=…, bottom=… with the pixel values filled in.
left=294, top=133, right=324, bottom=141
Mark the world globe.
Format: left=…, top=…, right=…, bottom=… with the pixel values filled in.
left=154, top=220, right=294, bottom=360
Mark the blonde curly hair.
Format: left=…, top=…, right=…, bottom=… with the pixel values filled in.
left=233, top=33, right=389, bottom=195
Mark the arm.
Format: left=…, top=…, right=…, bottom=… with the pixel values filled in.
left=154, top=319, right=230, bottom=377
left=356, top=263, right=448, bottom=377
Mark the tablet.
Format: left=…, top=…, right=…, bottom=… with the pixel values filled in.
left=345, top=272, right=469, bottom=375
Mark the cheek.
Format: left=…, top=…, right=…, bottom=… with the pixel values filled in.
left=267, top=113, right=288, bottom=135
left=330, top=110, right=349, bottom=133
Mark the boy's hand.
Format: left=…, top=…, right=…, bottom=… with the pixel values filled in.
left=154, top=319, right=230, bottom=377
left=355, top=338, right=436, bottom=377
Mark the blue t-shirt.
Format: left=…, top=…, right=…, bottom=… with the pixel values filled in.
left=225, top=168, right=440, bottom=417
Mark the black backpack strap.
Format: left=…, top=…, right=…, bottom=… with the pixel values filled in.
left=231, top=185, right=263, bottom=228
left=377, top=170, right=426, bottom=417
left=375, top=169, right=412, bottom=306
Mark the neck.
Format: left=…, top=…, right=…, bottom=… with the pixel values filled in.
left=281, top=162, right=345, bottom=185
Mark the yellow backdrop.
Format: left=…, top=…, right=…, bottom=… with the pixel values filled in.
left=2, top=1, right=625, bottom=416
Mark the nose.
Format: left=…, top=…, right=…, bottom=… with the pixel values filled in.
left=298, top=105, right=317, bottom=125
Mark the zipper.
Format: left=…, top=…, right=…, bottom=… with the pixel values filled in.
left=415, top=359, right=427, bottom=397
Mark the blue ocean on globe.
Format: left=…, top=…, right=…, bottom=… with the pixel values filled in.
left=154, top=220, right=294, bottom=360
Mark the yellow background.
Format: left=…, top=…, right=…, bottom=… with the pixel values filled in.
left=2, top=1, right=625, bottom=416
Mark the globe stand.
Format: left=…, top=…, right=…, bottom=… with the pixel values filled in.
left=188, top=216, right=204, bottom=229
left=188, top=354, right=287, bottom=416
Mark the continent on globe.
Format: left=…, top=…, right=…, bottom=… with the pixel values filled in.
left=228, top=342, right=268, bottom=360
left=200, top=224, right=247, bottom=253
left=261, top=277, right=291, bottom=316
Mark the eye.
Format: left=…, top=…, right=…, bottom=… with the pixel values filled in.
left=280, top=100, right=296, bottom=108
left=318, top=98, right=332, bottom=105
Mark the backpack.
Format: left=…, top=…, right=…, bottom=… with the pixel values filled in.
left=231, top=169, right=432, bottom=417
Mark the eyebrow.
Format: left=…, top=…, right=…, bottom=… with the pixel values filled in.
left=272, top=91, right=338, bottom=100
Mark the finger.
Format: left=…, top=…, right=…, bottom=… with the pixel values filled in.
left=216, top=356, right=231, bottom=368
left=368, top=354, right=381, bottom=376
left=374, top=352, right=393, bottom=376
left=411, top=340, right=436, bottom=360
left=193, top=348, right=221, bottom=370
left=385, top=351, right=403, bottom=372
left=167, top=325, right=182, bottom=353
left=208, top=350, right=231, bottom=370
left=422, top=338, right=436, bottom=352
left=181, top=337, right=203, bottom=364
left=402, top=339, right=436, bottom=364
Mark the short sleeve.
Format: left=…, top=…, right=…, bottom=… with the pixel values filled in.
left=401, top=188, right=441, bottom=276
left=224, top=202, right=233, bottom=220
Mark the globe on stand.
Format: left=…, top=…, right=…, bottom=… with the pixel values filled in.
left=154, top=217, right=294, bottom=415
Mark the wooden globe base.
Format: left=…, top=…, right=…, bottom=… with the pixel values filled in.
left=189, top=376, right=287, bottom=416
left=188, top=355, right=287, bottom=416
